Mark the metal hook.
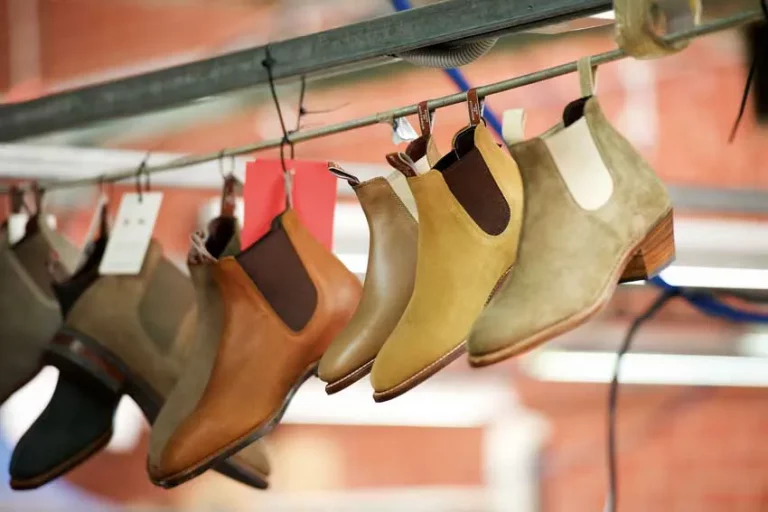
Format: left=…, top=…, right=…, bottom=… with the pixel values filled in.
left=135, top=153, right=150, bottom=202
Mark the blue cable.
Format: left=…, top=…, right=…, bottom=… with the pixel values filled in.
left=391, top=0, right=768, bottom=324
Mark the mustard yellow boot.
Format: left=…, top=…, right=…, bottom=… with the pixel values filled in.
left=371, top=94, right=525, bottom=402
left=468, top=57, right=675, bottom=366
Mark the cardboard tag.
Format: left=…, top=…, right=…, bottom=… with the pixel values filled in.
left=8, top=213, right=28, bottom=244
left=502, top=109, right=527, bottom=146
left=99, top=192, right=163, bottom=275
left=391, top=117, right=419, bottom=144
left=243, top=160, right=336, bottom=250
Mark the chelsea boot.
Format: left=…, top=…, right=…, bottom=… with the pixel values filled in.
left=370, top=94, right=525, bottom=402
left=318, top=135, right=438, bottom=394
left=60, top=238, right=271, bottom=489
left=148, top=215, right=270, bottom=488
left=468, top=57, right=675, bottom=366
left=0, top=215, right=78, bottom=405
left=154, top=209, right=361, bottom=488
left=10, top=235, right=123, bottom=490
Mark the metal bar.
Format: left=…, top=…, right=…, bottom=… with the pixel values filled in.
left=0, top=0, right=612, bottom=141
left=0, top=9, right=761, bottom=194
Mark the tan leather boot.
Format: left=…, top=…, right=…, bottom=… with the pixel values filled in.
left=318, top=135, right=439, bottom=394
left=468, top=57, right=675, bottom=367
left=0, top=214, right=78, bottom=404
left=154, top=209, right=361, bottom=488
left=148, top=215, right=269, bottom=488
left=61, top=238, right=270, bottom=488
left=370, top=93, right=525, bottom=402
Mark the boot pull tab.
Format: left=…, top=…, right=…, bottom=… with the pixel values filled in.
left=467, top=89, right=483, bottom=126
left=221, top=176, right=239, bottom=218
left=502, top=109, right=527, bottom=146
left=578, top=56, right=599, bottom=98
left=327, top=162, right=360, bottom=186
left=417, top=101, right=435, bottom=137
left=385, top=152, right=419, bottom=178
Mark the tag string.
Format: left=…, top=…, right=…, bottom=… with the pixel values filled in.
left=729, top=0, right=768, bottom=143
left=263, top=47, right=295, bottom=210
left=135, top=152, right=151, bottom=202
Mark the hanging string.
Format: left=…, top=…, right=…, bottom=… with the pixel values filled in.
left=729, top=0, right=768, bottom=142
left=262, top=47, right=294, bottom=209
left=605, top=288, right=679, bottom=512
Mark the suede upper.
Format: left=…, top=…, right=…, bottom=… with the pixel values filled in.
left=370, top=121, right=525, bottom=399
left=468, top=97, right=672, bottom=362
left=0, top=220, right=70, bottom=404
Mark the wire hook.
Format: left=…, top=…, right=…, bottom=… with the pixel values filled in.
left=135, top=152, right=151, bottom=202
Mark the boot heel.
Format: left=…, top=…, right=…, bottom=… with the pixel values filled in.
left=620, top=209, right=675, bottom=283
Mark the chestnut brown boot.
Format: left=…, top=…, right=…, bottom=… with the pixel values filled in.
left=154, top=209, right=361, bottom=488
left=148, top=215, right=269, bottom=488
left=468, top=57, right=675, bottom=366
left=318, top=135, right=439, bottom=394
left=60, top=238, right=270, bottom=489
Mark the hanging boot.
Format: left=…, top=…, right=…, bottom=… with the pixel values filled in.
left=148, top=209, right=270, bottom=488
left=154, top=208, right=361, bottom=488
left=9, top=234, right=123, bottom=490
left=468, top=57, right=674, bottom=366
left=0, top=211, right=79, bottom=405
left=318, top=133, right=439, bottom=394
left=370, top=90, right=525, bottom=402
left=60, top=234, right=271, bottom=489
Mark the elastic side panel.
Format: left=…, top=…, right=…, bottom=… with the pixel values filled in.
left=235, top=216, right=317, bottom=332
left=440, top=147, right=510, bottom=236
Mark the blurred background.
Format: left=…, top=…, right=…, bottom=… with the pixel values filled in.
left=0, top=0, right=768, bottom=510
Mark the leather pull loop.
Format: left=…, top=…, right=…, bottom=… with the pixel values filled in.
left=417, top=101, right=433, bottom=136
left=327, top=162, right=360, bottom=186
left=467, top=89, right=483, bottom=126
left=221, top=176, right=237, bottom=218
left=577, top=56, right=598, bottom=97
left=385, top=153, right=418, bottom=178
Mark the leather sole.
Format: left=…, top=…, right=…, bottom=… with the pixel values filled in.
left=372, top=341, right=466, bottom=403
left=324, top=359, right=375, bottom=395
left=469, top=208, right=675, bottom=367
left=58, top=326, right=269, bottom=490
left=10, top=429, right=112, bottom=491
left=153, top=361, right=319, bottom=489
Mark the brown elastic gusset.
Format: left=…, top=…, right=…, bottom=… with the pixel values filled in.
left=235, top=214, right=318, bottom=332
left=440, top=147, right=511, bottom=236
left=138, top=260, right=196, bottom=354
left=205, top=216, right=238, bottom=258
left=563, top=96, right=591, bottom=127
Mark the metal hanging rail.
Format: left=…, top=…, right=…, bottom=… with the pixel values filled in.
left=0, top=8, right=761, bottom=195
left=0, top=0, right=612, bottom=141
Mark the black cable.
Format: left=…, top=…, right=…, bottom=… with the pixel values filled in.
left=606, top=288, right=679, bottom=512
left=729, top=0, right=768, bottom=142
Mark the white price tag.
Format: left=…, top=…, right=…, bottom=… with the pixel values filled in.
left=392, top=117, right=419, bottom=144
left=8, top=213, right=29, bottom=244
left=99, top=192, right=163, bottom=275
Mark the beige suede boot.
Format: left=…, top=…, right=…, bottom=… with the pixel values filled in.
left=468, top=57, right=675, bottom=367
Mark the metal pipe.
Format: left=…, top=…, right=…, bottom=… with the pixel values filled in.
left=0, top=8, right=761, bottom=194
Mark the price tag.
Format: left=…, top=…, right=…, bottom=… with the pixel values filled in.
left=8, top=213, right=29, bottom=244
left=391, top=117, right=418, bottom=144
left=99, top=192, right=163, bottom=275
